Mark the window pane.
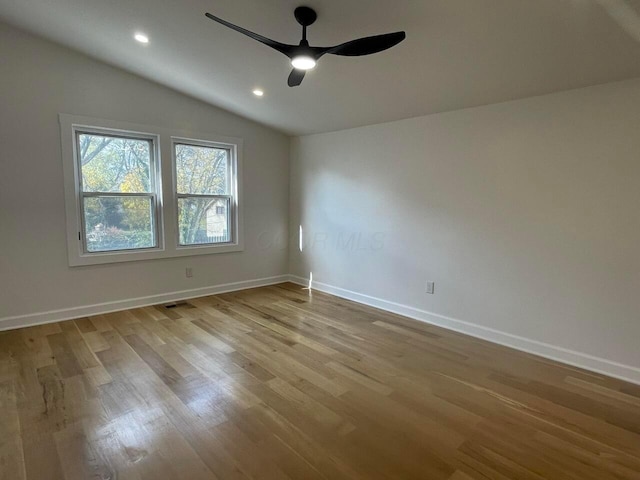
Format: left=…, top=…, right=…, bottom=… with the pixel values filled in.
left=175, top=144, right=229, bottom=195
left=83, top=196, right=155, bottom=252
left=178, top=197, right=230, bottom=245
left=79, top=133, right=152, bottom=193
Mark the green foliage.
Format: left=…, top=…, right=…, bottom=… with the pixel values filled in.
left=79, top=134, right=151, bottom=193
left=86, top=226, right=154, bottom=252
left=78, top=135, right=231, bottom=250
left=175, top=144, right=230, bottom=245
left=80, top=134, right=156, bottom=251
left=83, top=197, right=154, bottom=251
left=175, top=144, right=228, bottom=195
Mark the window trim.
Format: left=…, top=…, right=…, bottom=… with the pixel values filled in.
left=60, top=114, right=244, bottom=266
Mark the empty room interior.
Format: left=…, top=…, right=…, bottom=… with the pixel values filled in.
left=1, top=1, right=640, bottom=479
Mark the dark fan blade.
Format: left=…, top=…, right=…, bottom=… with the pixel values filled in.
left=288, top=69, right=306, bottom=87
left=205, top=13, right=295, bottom=57
left=323, top=31, right=406, bottom=57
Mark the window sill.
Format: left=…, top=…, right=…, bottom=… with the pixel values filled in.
left=69, top=242, right=244, bottom=267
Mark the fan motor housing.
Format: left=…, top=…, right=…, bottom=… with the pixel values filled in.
left=294, top=6, right=317, bottom=27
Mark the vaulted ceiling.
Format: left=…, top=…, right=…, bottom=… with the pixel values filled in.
left=1, top=0, right=640, bottom=135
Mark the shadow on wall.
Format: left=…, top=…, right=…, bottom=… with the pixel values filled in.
left=597, top=0, right=640, bottom=42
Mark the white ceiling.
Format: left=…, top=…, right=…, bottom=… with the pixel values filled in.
left=1, top=0, right=640, bottom=135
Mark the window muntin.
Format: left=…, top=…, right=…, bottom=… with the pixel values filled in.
left=174, top=143, right=233, bottom=246
left=76, top=131, right=159, bottom=253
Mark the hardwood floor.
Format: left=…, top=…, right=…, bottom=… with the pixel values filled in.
left=1, top=282, right=639, bottom=480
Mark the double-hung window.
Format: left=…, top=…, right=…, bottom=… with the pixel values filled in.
left=76, top=131, right=160, bottom=253
left=174, top=141, right=234, bottom=246
left=60, top=114, right=243, bottom=266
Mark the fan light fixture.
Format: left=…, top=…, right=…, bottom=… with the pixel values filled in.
left=291, top=55, right=316, bottom=70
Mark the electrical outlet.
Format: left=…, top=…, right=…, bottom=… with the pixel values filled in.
left=426, top=281, right=435, bottom=294
left=185, top=267, right=193, bottom=278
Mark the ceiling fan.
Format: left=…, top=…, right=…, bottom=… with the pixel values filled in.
left=205, top=6, right=406, bottom=87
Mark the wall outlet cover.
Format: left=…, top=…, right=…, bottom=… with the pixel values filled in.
left=426, top=281, right=435, bottom=294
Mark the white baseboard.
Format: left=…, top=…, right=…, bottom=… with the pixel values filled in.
left=0, top=275, right=290, bottom=332
left=288, top=275, right=640, bottom=385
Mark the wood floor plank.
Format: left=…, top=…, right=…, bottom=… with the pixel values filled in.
left=1, top=282, right=638, bottom=479
left=0, top=380, right=26, bottom=480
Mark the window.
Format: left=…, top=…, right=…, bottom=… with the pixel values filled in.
left=76, top=131, right=160, bottom=253
left=60, top=114, right=243, bottom=266
left=174, top=142, right=234, bottom=246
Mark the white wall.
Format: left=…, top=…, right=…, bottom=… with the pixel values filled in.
left=290, top=79, right=640, bottom=375
left=0, top=22, right=289, bottom=322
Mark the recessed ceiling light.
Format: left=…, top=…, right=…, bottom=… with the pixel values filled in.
left=252, top=89, right=264, bottom=97
left=134, top=33, right=149, bottom=44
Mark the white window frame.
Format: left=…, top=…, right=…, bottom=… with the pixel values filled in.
left=60, top=114, right=244, bottom=266
left=74, top=127, right=163, bottom=255
left=172, top=137, right=239, bottom=249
